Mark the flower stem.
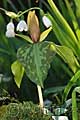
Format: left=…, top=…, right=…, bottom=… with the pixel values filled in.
left=17, top=7, right=44, bottom=17
left=37, top=85, right=44, bottom=108
left=0, top=8, right=6, bottom=12
left=0, top=7, right=44, bottom=19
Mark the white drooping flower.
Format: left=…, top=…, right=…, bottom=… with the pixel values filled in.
left=7, top=21, right=15, bottom=30
left=52, top=116, right=69, bottom=120
left=16, top=20, right=28, bottom=32
left=6, top=29, right=15, bottom=37
left=42, top=16, right=52, bottom=28
left=6, top=21, right=15, bottom=37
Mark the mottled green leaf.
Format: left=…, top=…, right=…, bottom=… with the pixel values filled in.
left=11, top=60, right=24, bottom=88
left=17, top=41, right=54, bottom=87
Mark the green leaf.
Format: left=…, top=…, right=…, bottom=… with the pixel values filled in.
left=50, top=43, right=79, bottom=73
left=63, top=70, right=80, bottom=102
left=17, top=41, right=54, bottom=88
left=55, top=45, right=79, bottom=73
left=64, top=0, right=80, bottom=42
left=44, top=86, right=65, bottom=97
left=47, top=0, right=78, bottom=45
left=11, top=60, right=24, bottom=88
left=15, top=34, right=33, bottom=44
left=39, top=27, right=52, bottom=42
left=47, top=13, right=79, bottom=57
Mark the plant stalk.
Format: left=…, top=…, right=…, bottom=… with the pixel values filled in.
left=37, top=85, right=44, bottom=108
left=72, top=90, right=78, bottom=120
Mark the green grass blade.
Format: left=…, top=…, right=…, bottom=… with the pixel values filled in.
left=7, top=0, right=18, bottom=12
left=47, top=0, right=78, bottom=45
left=17, top=0, right=26, bottom=10
left=63, top=70, right=80, bottom=102
left=64, top=0, right=80, bottom=43
left=58, top=0, right=70, bottom=21
left=47, top=14, right=79, bottom=57
left=74, top=0, right=80, bottom=18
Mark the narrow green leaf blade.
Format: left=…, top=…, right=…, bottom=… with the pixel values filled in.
left=47, top=0, right=78, bottom=45
left=63, top=70, right=80, bottom=102
left=47, top=13, right=79, bottom=57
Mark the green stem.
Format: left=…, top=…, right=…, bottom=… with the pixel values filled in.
left=37, top=85, right=44, bottom=108
left=0, top=8, right=6, bottom=12
left=55, top=95, right=61, bottom=105
left=0, top=7, right=44, bottom=19
left=17, top=7, right=44, bottom=17
left=72, top=90, right=78, bottom=120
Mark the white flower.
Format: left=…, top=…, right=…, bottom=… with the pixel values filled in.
left=17, top=20, right=28, bottom=32
left=6, top=21, right=15, bottom=37
left=52, top=116, right=69, bottom=120
left=42, top=16, right=52, bottom=28
left=7, top=22, right=15, bottom=30
left=6, top=29, right=15, bottom=37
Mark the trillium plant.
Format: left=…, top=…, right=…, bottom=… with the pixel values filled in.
left=0, top=7, right=54, bottom=109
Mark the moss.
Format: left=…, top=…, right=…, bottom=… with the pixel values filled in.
left=0, top=101, right=52, bottom=120
left=0, top=105, right=7, bottom=118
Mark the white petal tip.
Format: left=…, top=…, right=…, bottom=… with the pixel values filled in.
left=16, top=20, right=28, bottom=32
left=52, top=116, right=69, bottom=120
left=7, top=22, right=15, bottom=30
left=6, top=30, right=15, bottom=38
left=42, top=16, right=52, bottom=28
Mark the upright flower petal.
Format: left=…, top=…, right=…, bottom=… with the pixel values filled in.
left=27, top=11, right=40, bottom=42
left=7, top=22, right=15, bottom=30
left=42, top=16, right=52, bottom=28
left=6, top=30, right=15, bottom=37
left=16, top=20, right=28, bottom=32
